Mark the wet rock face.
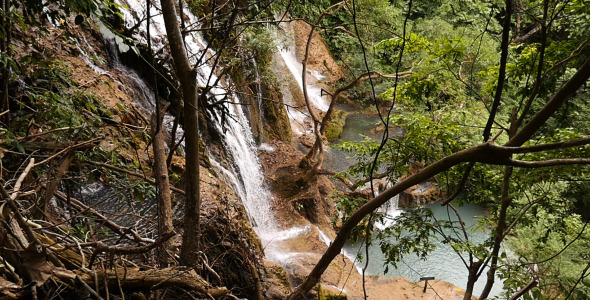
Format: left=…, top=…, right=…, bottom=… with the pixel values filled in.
left=398, top=163, right=442, bottom=206
left=399, top=181, right=442, bottom=206
left=261, top=82, right=292, bottom=143
left=291, top=20, right=345, bottom=84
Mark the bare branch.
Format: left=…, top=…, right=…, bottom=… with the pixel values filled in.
left=86, top=161, right=185, bottom=196
left=483, top=0, right=513, bottom=142
left=508, top=277, right=539, bottom=300
left=506, top=158, right=590, bottom=168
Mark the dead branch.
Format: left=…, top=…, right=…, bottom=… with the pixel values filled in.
left=53, top=191, right=154, bottom=245
left=85, top=232, right=175, bottom=256
left=65, top=267, right=229, bottom=297
left=2, top=159, right=41, bottom=245
left=9, top=158, right=35, bottom=200
left=87, top=232, right=175, bottom=267
left=86, top=161, right=186, bottom=196
left=37, top=153, right=74, bottom=219
left=0, top=126, right=86, bottom=146
left=33, top=138, right=101, bottom=167
left=75, top=275, right=105, bottom=300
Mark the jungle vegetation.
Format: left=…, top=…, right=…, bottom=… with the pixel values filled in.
left=0, top=0, right=588, bottom=299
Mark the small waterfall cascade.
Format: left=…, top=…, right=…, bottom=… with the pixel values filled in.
left=375, top=194, right=401, bottom=230
left=276, top=23, right=329, bottom=112
left=273, top=21, right=330, bottom=136
left=336, top=179, right=400, bottom=273
left=366, top=179, right=401, bottom=230
left=250, top=57, right=265, bottom=145
left=103, top=39, right=155, bottom=112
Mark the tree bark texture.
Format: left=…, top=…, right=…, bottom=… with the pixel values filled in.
left=479, top=166, right=513, bottom=299
left=152, top=112, right=174, bottom=266
left=482, top=0, right=512, bottom=142
left=160, top=0, right=201, bottom=267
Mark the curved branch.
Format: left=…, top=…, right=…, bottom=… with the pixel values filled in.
left=319, top=70, right=412, bottom=134
left=507, top=57, right=590, bottom=147
left=507, top=158, right=590, bottom=168
left=508, top=277, right=539, bottom=300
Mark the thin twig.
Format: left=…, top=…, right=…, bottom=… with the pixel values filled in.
left=33, top=138, right=101, bottom=167
left=86, top=161, right=186, bottom=195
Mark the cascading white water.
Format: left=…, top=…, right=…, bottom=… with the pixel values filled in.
left=375, top=195, right=401, bottom=230
left=250, top=57, right=265, bottom=144
left=115, top=1, right=313, bottom=264
left=278, top=47, right=329, bottom=112
left=276, top=26, right=329, bottom=112
left=273, top=21, right=330, bottom=137
left=208, top=84, right=278, bottom=236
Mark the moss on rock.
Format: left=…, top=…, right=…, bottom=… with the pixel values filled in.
left=317, top=284, right=348, bottom=300
left=262, top=82, right=292, bottom=142
left=325, top=110, right=347, bottom=142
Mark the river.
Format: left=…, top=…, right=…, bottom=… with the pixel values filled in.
left=326, top=111, right=504, bottom=297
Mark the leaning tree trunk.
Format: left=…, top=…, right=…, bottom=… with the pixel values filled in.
left=147, top=0, right=174, bottom=267
left=298, top=2, right=347, bottom=184
left=160, top=0, right=201, bottom=267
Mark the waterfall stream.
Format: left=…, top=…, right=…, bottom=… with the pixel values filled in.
left=114, top=0, right=317, bottom=266
left=277, top=46, right=329, bottom=112
left=273, top=21, right=331, bottom=137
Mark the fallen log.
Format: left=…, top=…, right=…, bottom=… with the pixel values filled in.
left=55, top=267, right=229, bottom=298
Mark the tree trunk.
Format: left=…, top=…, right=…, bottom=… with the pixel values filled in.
left=148, top=0, right=175, bottom=267
left=152, top=111, right=174, bottom=266
left=479, top=167, right=512, bottom=299
left=298, top=2, right=347, bottom=181
left=160, top=0, right=201, bottom=267
left=463, top=261, right=482, bottom=300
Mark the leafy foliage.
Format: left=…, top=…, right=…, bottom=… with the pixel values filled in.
left=319, top=0, right=590, bottom=298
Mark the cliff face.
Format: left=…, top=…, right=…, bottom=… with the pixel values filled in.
left=0, top=7, right=293, bottom=299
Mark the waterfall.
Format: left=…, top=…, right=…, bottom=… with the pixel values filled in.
left=251, top=57, right=265, bottom=145
left=375, top=194, right=401, bottom=230
left=276, top=27, right=329, bottom=112
left=272, top=21, right=330, bottom=136
left=114, top=0, right=294, bottom=259
left=208, top=87, right=278, bottom=236
left=364, top=179, right=401, bottom=230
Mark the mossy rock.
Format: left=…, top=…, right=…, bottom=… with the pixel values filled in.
left=262, top=82, right=292, bottom=142
left=325, top=110, right=347, bottom=142
left=316, top=284, right=347, bottom=300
